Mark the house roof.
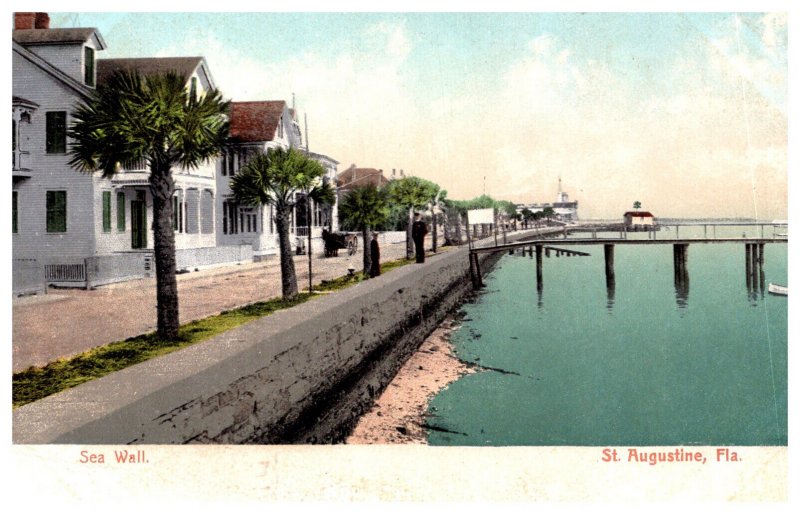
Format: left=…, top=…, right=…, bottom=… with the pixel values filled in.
left=12, top=28, right=104, bottom=47
left=12, top=41, right=93, bottom=99
left=96, top=57, right=204, bottom=85
left=13, top=96, right=40, bottom=108
left=229, top=101, right=287, bottom=143
left=624, top=211, right=654, bottom=217
left=336, top=167, right=389, bottom=189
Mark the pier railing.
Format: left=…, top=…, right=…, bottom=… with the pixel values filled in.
left=467, top=226, right=787, bottom=299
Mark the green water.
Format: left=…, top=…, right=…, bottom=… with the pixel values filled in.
left=427, top=227, right=788, bottom=446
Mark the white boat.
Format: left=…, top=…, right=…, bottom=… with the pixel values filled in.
left=768, top=283, right=788, bottom=296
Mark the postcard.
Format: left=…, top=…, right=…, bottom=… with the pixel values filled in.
left=6, top=1, right=796, bottom=509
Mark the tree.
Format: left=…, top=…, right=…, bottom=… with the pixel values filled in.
left=69, top=71, right=229, bottom=340
left=426, top=185, right=447, bottom=253
left=385, top=176, right=439, bottom=259
left=521, top=208, right=534, bottom=229
left=633, top=201, right=642, bottom=209
left=339, top=185, right=388, bottom=275
left=230, top=147, right=327, bottom=299
left=542, top=206, right=555, bottom=223
left=496, top=200, right=518, bottom=231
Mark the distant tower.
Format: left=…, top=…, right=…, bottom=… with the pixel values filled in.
left=557, top=176, right=568, bottom=203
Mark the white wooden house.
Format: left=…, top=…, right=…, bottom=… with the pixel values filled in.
left=12, top=13, right=249, bottom=294
left=218, top=101, right=338, bottom=259
left=13, top=14, right=109, bottom=294
left=94, top=57, right=221, bottom=256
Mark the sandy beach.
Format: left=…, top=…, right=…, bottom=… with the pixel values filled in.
left=346, top=314, right=474, bottom=444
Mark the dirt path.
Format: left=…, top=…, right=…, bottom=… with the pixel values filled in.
left=12, top=240, right=415, bottom=372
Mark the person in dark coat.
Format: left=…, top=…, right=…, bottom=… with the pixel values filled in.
left=411, top=212, right=428, bottom=263
left=369, top=232, right=381, bottom=277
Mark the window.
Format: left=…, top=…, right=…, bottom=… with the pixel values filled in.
left=46, top=112, right=66, bottom=154
left=221, top=150, right=227, bottom=176
left=190, top=77, right=197, bottom=99
left=227, top=150, right=235, bottom=176
left=172, top=194, right=184, bottom=233
left=102, top=191, right=111, bottom=232
left=222, top=201, right=228, bottom=234
left=12, top=192, right=18, bottom=233
left=117, top=192, right=125, bottom=230
left=46, top=191, right=67, bottom=232
left=84, top=47, right=95, bottom=87
left=223, top=200, right=239, bottom=235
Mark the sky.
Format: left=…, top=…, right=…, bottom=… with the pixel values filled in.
left=38, top=5, right=790, bottom=219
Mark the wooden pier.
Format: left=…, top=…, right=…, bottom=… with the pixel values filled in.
left=468, top=236, right=787, bottom=291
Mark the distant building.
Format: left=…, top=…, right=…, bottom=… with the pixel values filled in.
left=518, top=177, right=579, bottom=222
left=335, top=164, right=390, bottom=196
left=624, top=211, right=656, bottom=229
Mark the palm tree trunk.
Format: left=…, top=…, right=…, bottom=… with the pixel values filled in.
left=362, top=226, right=371, bottom=275
left=406, top=207, right=413, bottom=260
left=149, top=167, right=179, bottom=340
left=275, top=205, right=298, bottom=298
left=432, top=212, right=438, bottom=252
left=307, top=199, right=313, bottom=293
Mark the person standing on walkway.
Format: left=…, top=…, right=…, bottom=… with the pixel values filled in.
left=369, top=232, right=381, bottom=277
left=412, top=212, right=428, bottom=263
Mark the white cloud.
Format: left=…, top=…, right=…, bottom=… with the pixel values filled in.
left=428, top=31, right=786, bottom=219
left=152, top=19, right=786, bottom=219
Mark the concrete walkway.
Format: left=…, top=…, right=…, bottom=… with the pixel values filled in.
left=12, top=238, right=421, bottom=372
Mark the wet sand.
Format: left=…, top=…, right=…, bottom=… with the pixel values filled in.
left=346, top=315, right=473, bottom=444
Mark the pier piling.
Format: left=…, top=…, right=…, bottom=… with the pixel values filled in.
left=673, top=244, right=690, bottom=305
left=535, top=245, right=543, bottom=290
left=745, top=244, right=753, bottom=293
left=604, top=243, right=616, bottom=291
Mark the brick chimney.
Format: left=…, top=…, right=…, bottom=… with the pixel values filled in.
left=14, top=12, right=49, bottom=30
left=35, top=12, right=50, bottom=29
left=14, top=12, right=36, bottom=30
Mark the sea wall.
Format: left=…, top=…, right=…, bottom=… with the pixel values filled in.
left=13, top=243, right=508, bottom=445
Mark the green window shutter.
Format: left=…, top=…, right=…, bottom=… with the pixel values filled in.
left=117, top=192, right=126, bottom=230
left=84, top=47, right=95, bottom=87
left=173, top=196, right=179, bottom=231
left=102, top=191, right=111, bottom=232
left=46, top=112, right=66, bottom=154
left=12, top=191, right=18, bottom=234
left=46, top=191, right=67, bottom=233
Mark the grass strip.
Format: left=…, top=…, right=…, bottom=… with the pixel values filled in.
left=13, top=255, right=417, bottom=408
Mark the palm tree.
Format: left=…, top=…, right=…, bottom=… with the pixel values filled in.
left=633, top=201, right=642, bottom=209
left=542, top=206, right=555, bottom=223
left=69, top=71, right=229, bottom=340
left=339, top=185, right=388, bottom=275
left=230, top=147, right=327, bottom=299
